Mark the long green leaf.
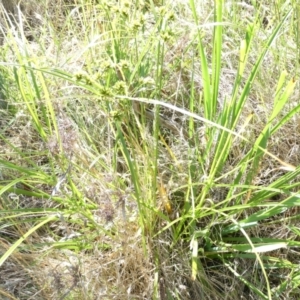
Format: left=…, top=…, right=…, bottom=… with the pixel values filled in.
left=0, top=215, right=57, bottom=267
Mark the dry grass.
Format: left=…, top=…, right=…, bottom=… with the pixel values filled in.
left=1, top=0, right=300, bottom=299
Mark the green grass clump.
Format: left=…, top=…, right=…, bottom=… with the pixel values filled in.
left=1, top=0, right=300, bottom=299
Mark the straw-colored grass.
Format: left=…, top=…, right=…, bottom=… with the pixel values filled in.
left=1, top=0, right=300, bottom=299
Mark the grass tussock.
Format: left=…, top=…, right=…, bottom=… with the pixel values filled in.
left=1, top=0, right=300, bottom=299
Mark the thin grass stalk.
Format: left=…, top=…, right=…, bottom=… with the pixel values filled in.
left=189, top=0, right=212, bottom=121
left=211, top=0, right=223, bottom=112
left=232, top=9, right=292, bottom=125
left=0, top=215, right=57, bottom=267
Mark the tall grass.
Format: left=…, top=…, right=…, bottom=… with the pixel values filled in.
left=1, top=0, right=300, bottom=299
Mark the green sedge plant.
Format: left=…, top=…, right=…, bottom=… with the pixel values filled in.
left=1, top=0, right=300, bottom=299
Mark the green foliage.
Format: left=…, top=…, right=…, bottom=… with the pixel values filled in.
left=1, top=0, right=300, bottom=299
